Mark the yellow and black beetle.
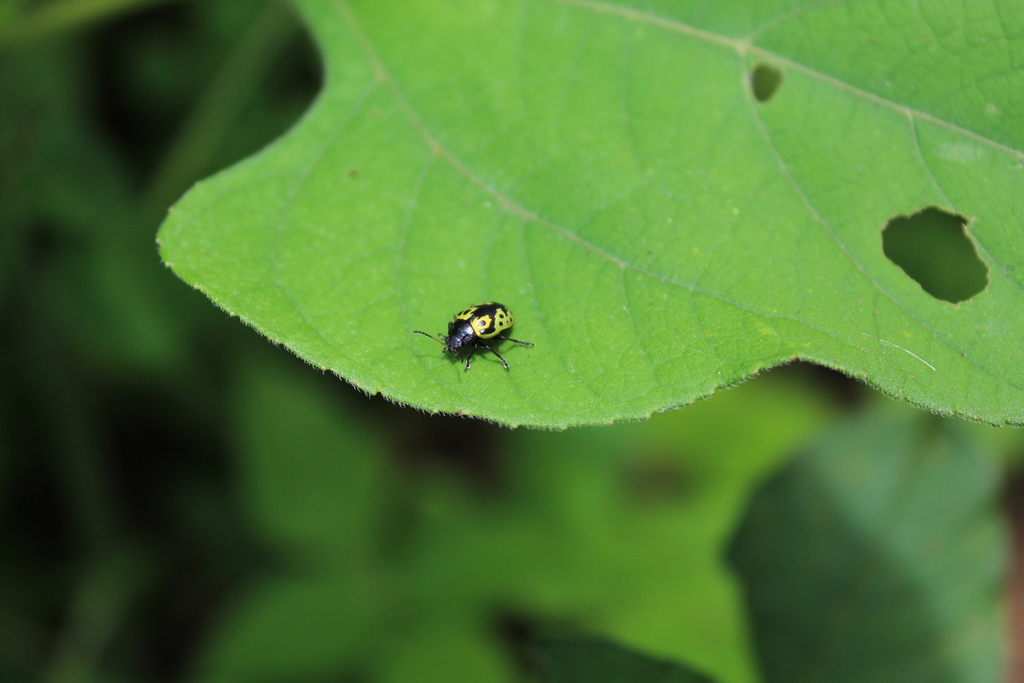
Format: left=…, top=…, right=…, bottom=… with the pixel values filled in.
left=414, top=302, right=534, bottom=371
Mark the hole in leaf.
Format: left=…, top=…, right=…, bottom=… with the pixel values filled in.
left=750, top=63, right=783, bottom=102
left=882, top=207, right=988, bottom=303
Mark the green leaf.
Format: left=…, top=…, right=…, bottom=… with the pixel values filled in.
left=536, top=635, right=716, bottom=683
left=158, top=0, right=1024, bottom=428
left=728, top=407, right=1007, bottom=683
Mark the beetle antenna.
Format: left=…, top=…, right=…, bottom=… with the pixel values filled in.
left=413, top=330, right=445, bottom=346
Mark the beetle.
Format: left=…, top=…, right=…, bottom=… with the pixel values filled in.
left=413, top=302, right=534, bottom=371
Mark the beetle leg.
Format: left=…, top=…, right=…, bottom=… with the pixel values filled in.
left=478, top=342, right=510, bottom=370
left=493, top=335, right=534, bottom=347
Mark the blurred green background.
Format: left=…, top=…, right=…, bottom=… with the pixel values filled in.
left=2, top=1, right=1022, bottom=682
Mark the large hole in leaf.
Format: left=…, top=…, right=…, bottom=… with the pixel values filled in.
left=750, top=63, right=783, bottom=102
left=882, top=207, right=988, bottom=303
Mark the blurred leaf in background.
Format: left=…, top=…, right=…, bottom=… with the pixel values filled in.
left=195, top=354, right=833, bottom=683
left=535, top=635, right=716, bottom=683
left=0, top=0, right=319, bottom=679
left=730, top=407, right=1007, bottom=683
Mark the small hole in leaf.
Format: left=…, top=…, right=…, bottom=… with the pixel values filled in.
left=882, top=207, right=988, bottom=303
left=750, top=63, right=783, bottom=102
